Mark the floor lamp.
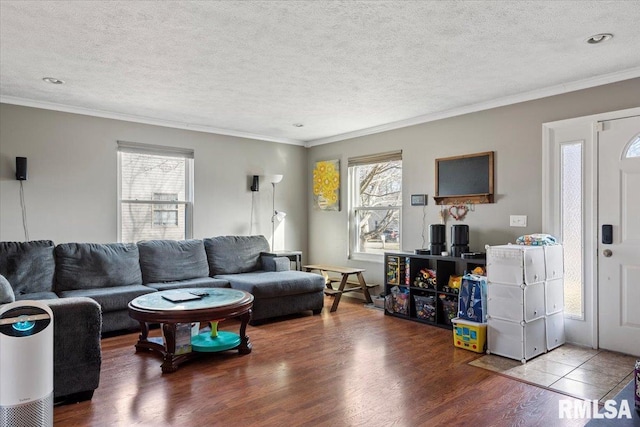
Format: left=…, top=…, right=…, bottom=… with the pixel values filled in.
left=270, top=174, right=285, bottom=251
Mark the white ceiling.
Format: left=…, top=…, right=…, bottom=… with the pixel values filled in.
left=1, top=1, right=639, bottom=147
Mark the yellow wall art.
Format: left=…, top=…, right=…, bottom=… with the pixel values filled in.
left=313, top=159, right=340, bottom=211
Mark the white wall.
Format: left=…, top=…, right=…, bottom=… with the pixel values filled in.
left=307, top=78, right=640, bottom=286
left=0, top=104, right=308, bottom=256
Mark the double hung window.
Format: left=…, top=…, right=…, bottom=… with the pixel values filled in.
left=348, top=151, right=402, bottom=260
left=118, top=142, right=193, bottom=242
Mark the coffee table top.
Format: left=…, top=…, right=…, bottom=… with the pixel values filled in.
left=130, top=288, right=251, bottom=312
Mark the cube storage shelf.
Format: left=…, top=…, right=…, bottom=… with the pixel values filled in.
left=384, top=252, right=486, bottom=329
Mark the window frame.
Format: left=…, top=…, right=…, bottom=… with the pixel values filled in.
left=117, top=141, right=194, bottom=242
left=347, top=151, right=402, bottom=262
left=152, top=192, right=180, bottom=228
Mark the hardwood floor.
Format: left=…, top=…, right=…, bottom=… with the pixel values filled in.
left=54, top=296, right=587, bottom=426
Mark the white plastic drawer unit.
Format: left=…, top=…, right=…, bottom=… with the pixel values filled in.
left=546, top=311, right=565, bottom=350
left=543, top=245, right=564, bottom=280
left=487, top=281, right=545, bottom=323
left=486, top=245, right=546, bottom=285
left=545, top=279, right=564, bottom=315
left=487, top=317, right=546, bottom=363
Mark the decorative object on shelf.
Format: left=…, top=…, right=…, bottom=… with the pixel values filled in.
left=439, top=206, right=447, bottom=225
left=270, top=174, right=286, bottom=251
left=312, top=159, right=340, bottom=211
left=448, top=204, right=468, bottom=221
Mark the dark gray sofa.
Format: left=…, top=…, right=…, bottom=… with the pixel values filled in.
left=0, top=235, right=324, bottom=403
left=0, top=241, right=102, bottom=404
left=204, top=235, right=325, bottom=324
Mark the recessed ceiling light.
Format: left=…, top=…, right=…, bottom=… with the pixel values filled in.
left=586, top=33, right=613, bottom=44
left=292, top=123, right=304, bottom=127
left=42, top=77, right=65, bottom=84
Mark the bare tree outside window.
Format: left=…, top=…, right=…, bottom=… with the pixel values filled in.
left=349, top=156, right=402, bottom=256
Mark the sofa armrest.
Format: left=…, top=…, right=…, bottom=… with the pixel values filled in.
left=44, top=297, right=102, bottom=402
left=260, top=256, right=291, bottom=272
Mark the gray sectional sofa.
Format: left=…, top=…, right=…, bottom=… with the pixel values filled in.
left=205, top=236, right=325, bottom=324
left=0, top=235, right=324, bottom=404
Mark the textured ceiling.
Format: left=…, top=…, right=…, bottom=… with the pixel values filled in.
left=1, top=1, right=639, bottom=146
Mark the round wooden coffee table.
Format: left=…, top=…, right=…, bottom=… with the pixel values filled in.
left=128, top=288, right=253, bottom=373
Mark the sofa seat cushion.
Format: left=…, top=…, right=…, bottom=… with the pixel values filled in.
left=58, top=284, right=155, bottom=313
left=55, top=243, right=142, bottom=291
left=0, top=240, right=55, bottom=297
left=215, top=271, right=325, bottom=298
left=204, top=235, right=270, bottom=275
left=15, top=291, right=59, bottom=301
left=145, top=277, right=230, bottom=291
left=137, top=239, right=210, bottom=283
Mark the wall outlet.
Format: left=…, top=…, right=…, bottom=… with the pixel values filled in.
left=510, top=215, right=527, bottom=227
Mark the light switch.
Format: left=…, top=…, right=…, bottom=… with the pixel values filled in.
left=510, top=215, right=527, bottom=227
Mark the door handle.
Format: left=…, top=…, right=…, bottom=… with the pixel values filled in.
left=603, top=249, right=612, bottom=257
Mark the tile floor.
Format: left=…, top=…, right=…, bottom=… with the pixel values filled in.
left=469, top=344, right=637, bottom=401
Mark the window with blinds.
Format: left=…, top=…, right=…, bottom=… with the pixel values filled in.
left=117, top=142, right=194, bottom=242
left=348, top=151, right=402, bottom=259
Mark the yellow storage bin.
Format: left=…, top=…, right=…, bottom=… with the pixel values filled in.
left=452, top=317, right=487, bottom=353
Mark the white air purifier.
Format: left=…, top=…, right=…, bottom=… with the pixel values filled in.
left=0, top=301, right=54, bottom=427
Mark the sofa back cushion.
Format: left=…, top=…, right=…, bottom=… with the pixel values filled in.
left=55, top=243, right=142, bottom=291
left=137, top=239, right=209, bottom=283
left=204, top=235, right=270, bottom=275
left=0, top=240, right=56, bottom=296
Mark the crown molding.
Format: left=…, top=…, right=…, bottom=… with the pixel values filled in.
left=0, top=96, right=306, bottom=146
left=304, top=67, right=640, bottom=147
left=3, top=66, right=639, bottom=149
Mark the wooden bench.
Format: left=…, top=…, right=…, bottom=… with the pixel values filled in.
left=303, top=264, right=373, bottom=312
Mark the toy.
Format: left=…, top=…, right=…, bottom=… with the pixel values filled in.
left=444, top=275, right=462, bottom=293
left=413, top=268, right=436, bottom=289
left=385, top=286, right=409, bottom=315
left=439, top=294, right=458, bottom=325
left=471, top=266, right=485, bottom=275
left=414, top=295, right=436, bottom=322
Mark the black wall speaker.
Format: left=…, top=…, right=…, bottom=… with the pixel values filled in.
left=16, top=157, right=27, bottom=181
left=250, top=175, right=259, bottom=192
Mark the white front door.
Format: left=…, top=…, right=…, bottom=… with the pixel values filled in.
left=597, top=115, right=640, bottom=357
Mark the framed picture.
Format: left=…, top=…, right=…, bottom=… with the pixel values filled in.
left=312, top=159, right=340, bottom=211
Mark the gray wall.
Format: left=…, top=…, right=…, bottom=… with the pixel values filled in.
left=0, top=104, right=308, bottom=256
left=307, top=78, right=640, bottom=286
left=1, top=78, right=639, bottom=288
